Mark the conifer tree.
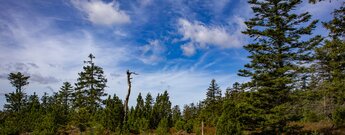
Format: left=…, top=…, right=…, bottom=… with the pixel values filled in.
left=144, top=93, right=154, bottom=128
left=135, top=93, right=144, bottom=118
left=205, top=79, right=222, bottom=103
left=151, top=91, right=172, bottom=128
left=172, top=105, right=182, bottom=125
left=74, top=54, right=107, bottom=112
left=102, top=94, right=124, bottom=132
left=144, top=93, right=153, bottom=118
left=4, top=72, right=30, bottom=112
left=58, top=82, right=73, bottom=110
left=239, top=0, right=321, bottom=132
left=203, top=79, right=222, bottom=126
left=314, top=3, right=345, bottom=118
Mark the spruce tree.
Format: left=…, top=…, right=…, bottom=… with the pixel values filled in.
left=172, top=105, right=182, bottom=126
left=205, top=79, right=222, bottom=103
left=151, top=91, right=172, bottom=128
left=314, top=3, right=345, bottom=118
left=74, top=54, right=107, bottom=112
left=203, top=79, right=222, bottom=126
left=102, top=94, right=124, bottom=132
left=144, top=93, right=154, bottom=128
left=4, top=72, right=30, bottom=112
left=58, top=82, right=73, bottom=110
left=135, top=93, right=145, bottom=118
left=239, top=0, right=321, bottom=132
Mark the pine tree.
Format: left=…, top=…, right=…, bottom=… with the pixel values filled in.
left=144, top=93, right=154, bottom=129
left=102, top=94, right=124, bottom=132
left=135, top=93, right=145, bottom=118
left=74, top=54, right=107, bottom=112
left=203, top=79, right=222, bottom=126
left=58, top=82, right=73, bottom=110
left=314, top=3, right=345, bottom=119
left=151, top=91, right=172, bottom=128
left=172, top=105, right=182, bottom=126
left=225, top=82, right=242, bottom=98
left=205, top=79, right=222, bottom=103
left=239, top=0, right=321, bottom=132
left=4, top=72, right=30, bottom=112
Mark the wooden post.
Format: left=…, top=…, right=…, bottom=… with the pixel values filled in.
left=202, top=121, right=204, bottom=135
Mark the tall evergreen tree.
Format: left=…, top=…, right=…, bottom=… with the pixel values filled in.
left=74, top=54, right=107, bottom=112
left=202, top=79, right=222, bottom=126
left=4, top=72, right=30, bottom=112
left=172, top=105, right=182, bottom=125
left=314, top=3, right=345, bottom=118
left=144, top=93, right=154, bottom=128
left=102, top=94, right=124, bottom=132
left=135, top=93, right=145, bottom=118
left=238, top=0, right=321, bottom=132
left=205, top=79, right=222, bottom=103
left=151, top=91, right=172, bottom=128
left=58, top=82, right=73, bottom=110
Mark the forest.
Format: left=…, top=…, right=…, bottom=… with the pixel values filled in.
left=0, top=0, right=344, bottom=134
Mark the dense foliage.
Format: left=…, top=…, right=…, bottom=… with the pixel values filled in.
left=0, top=0, right=344, bottom=134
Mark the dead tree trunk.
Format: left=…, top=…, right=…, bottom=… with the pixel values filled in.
left=124, top=70, right=138, bottom=121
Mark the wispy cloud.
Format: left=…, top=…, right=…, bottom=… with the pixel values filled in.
left=138, top=40, right=166, bottom=64
left=71, top=0, right=130, bottom=26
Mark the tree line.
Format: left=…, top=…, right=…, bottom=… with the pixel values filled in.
left=1, top=0, right=344, bottom=134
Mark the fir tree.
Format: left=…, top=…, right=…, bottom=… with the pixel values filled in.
left=203, top=79, right=222, bottom=126
left=151, top=91, right=172, bottom=128
left=239, top=0, right=321, bottom=132
left=102, top=94, right=124, bottom=132
left=57, top=82, right=73, bottom=110
left=75, top=54, right=107, bottom=112
left=135, top=93, right=144, bottom=118
left=205, top=79, right=222, bottom=103
left=4, top=72, right=30, bottom=112
left=172, top=105, right=182, bottom=126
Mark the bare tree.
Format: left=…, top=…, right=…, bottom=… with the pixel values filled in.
left=124, top=70, right=138, bottom=120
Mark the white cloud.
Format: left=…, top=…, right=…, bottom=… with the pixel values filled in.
left=180, top=43, right=196, bottom=56
left=177, top=18, right=245, bottom=56
left=138, top=40, right=165, bottom=64
left=71, top=0, right=130, bottom=26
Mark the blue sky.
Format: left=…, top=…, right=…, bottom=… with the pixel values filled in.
left=0, top=0, right=342, bottom=108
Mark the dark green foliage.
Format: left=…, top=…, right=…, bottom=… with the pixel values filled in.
left=201, top=79, right=223, bottom=126
left=101, top=94, right=124, bottom=132
left=205, top=79, right=222, bottom=102
left=156, top=117, right=170, bottom=135
left=332, top=107, right=345, bottom=127
left=151, top=91, right=172, bottom=128
left=174, top=119, right=185, bottom=131
left=172, top=105, right=182, bottom=126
